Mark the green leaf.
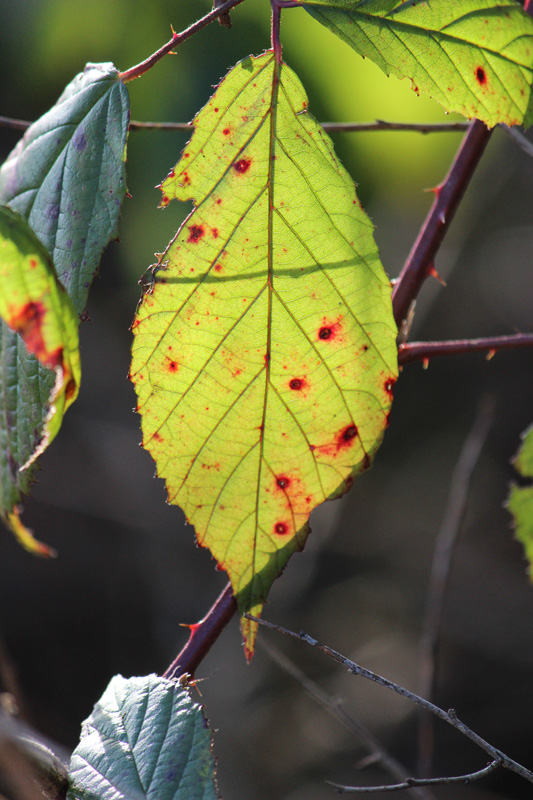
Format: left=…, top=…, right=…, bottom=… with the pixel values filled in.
left=0, top=206, right=80, bottom=555
left=301, top=0, right=533, bottom=128
left=508, top=425, right=533, bottom=577
left=0, top=62, right=129, bottom=549
left=130, top=53, right=397, bottom=656
left=67, top=675, right=217, bottom=800
left=0, top=61, right=129, bottom=315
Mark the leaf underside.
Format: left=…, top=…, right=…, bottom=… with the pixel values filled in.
left=508, top=425, right=533, bottom=577
left=0, top=62, right=129, bottom=549
left=131, top=52, right=397, bottom=655
left=302, top=0, right=533, bottom=128
left=67, top=675, right=217, bottom=800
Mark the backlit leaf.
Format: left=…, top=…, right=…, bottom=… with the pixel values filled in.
left=302, top=0, right=533, bottom=128
left=130, top=52, right=397, bottom=656
left=508, top=425, right=533, bottom=576
left=0, top=62, right=129, bottom=549
left=67, top=675, right=217, bottom=800
left=0, top=206, right=80, bottom=554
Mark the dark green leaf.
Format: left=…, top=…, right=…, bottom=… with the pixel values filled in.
left=67, top=675, right=217, bottom=800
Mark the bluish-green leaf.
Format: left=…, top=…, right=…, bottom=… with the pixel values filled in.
left=302, top=0, right=533, bottom=128
left=0, top=62, right=129, bottom=547
left=67, top=675, right=217, bottom=800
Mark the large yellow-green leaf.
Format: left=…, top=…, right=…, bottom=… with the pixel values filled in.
left=0, top=206, right=80, bottom=554
left=130, top=52, right=398, bottom=656
left=302, top=0, right=533, bottom=128
left=508, top=425, right=533, bottom=576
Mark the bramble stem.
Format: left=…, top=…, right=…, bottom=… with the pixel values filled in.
left=398, top=333, right=533, bottom=365
left=392, top=120, right=491, bottom=328
left=246, top=613, right=533, bottom=787
left=118, top=0, right=248, bottom=83
left=163, top=583, right=236, bottom=679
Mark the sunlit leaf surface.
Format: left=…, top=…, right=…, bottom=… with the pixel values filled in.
left=131, top=52, right=397, bottom=655
left=508, top=425, right=533, bottom=577
left=302, top=0, right=533, bottom=128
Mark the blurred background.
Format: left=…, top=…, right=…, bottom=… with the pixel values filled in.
left=1, top=1, right=533, bottom=798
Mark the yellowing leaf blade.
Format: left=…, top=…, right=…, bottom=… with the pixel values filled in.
left=508, top=425, right=533, bottom=577
left=0, top=205, right=80, bottom=548
left=302, top=0, right=533, bottom=128
left=131, top=53, right=397, bottom=655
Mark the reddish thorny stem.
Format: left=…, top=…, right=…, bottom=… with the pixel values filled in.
left=118, top=1, right=530, bottom=678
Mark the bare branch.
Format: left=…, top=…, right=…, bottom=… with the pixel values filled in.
left=329, top=759, right=501, bottom=794
left=398, top=333, right=533, bottom=366
left=261, top=639, right=436, bottom=800
left=118, top=0, right=249, bottom=83
left=245, top=614, right=533, bottom=787
left=502, top=125, right=533, bottom=160
left=417, top=398, right=494, bottom=774
left=0, top=116, right=472, bottom=135
left=322, top=121, right=469, bottom=134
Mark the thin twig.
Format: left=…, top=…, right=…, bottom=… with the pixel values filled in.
left=417, top=398, right=495, bottom=776
left=163, top=582, right=236, bottom=679
left=260, top=638, right=435, bottom=800
left=502, top=125, right=533, bottom=160
left=245, top=613, right=533, bottom=786
left=392, top=120, right=492, bottom=328
left=329, top=759, right=501, bottom=794
left=322, top=121, right=469, bottom=134
left=0, top=116, right=472, bottom=135
left=118, top=0, right=248, bottom=83
left=398, top=333, right=533, bottom=366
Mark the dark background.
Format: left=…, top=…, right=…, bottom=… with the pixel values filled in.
left=1, top=1, right=533, bottom=798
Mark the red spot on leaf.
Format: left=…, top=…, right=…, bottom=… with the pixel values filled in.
left=29, top=259, right=37, bottom=269
left=187, top=224, right=205, bottom=243
left=318, top=317, right=342, bottom=342
left=212, top=228, right=219, bottom=239
left=337, top=424, right=358, bottom=450
left=181, top=171, right=191, bottom=185
left=223, top=128, right=231, bottom=136
left=384, top=377, right=396, bottom=399
left=153, top=432, right=164, bottom=443
left=475, top=66, right=487, bottom=85
left=276, top=476, right=291, bottom=490
left=161, top=195, right=169, bottom=206
left=214, top=264, right=223, bottom=272
left=289, top=377, right=308, bottom=391
left=234, top=158, right=251, bottom=174
left=166, top=360, right=178, bottom=373
left=168, top=169, right=175, bottom=179
left=274, top=521, right=289, bottom=535
left=216, top=198, right=222, bottom=205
